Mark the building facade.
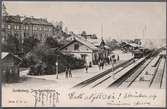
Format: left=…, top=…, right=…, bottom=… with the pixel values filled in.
left=22, top=17, right=54, bottom=42
left=60, top=37, right=99, bottom=65
left=1, top=52, right=22, bottom=83
left=2, top=15, right=54, bottom=43
left=2, top=15, right=22, bottom=42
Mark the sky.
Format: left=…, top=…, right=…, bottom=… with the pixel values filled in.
left=3, top=2, right=166, bottom=40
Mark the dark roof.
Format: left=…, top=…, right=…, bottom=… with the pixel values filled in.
left=1, top=52, right=22, bottom=61
left=4, top=15, right=21, bottom=23
left=22, top=17, right=53, bottom=26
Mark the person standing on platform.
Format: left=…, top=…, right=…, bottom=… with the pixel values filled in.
left=85, top=65, right=88, bottom=73
left=117, top=55, right=119, bottom=61
left=101, top=59, right=104, bottom=70
left=68, top=66, right=72, bottom=78
left=98, top=59, right=101, bottom=70
left=65, top=66, right=68, bottom=78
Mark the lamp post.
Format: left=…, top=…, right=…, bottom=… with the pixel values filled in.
left=55, top=55, right=59, bottom=79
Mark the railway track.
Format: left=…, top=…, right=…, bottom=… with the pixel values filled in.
left=161, top=61, right=166, bottom=89
left=73, top=49, right=164, bottom=89
left=128, top=54, right=161, bottom=88
left=88, top=59, right=137, bottom=88
left=73, top=58, right=135, bottom=88
left=149, top=56, right=166, bottom=88
left=118, top=55, right=156, bottom=88
left=86, top=59, right=138, bottom=89
left=108, top=50, right=160, bottom=88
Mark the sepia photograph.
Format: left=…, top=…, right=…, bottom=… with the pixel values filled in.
left=1, top=1, right=166, bottom=107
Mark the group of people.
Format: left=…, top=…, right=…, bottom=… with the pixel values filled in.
left=64, top=54, right=120, bottom=77
left=65, top=66, right=72, bottom=78
left=98, top=54, right=120, bottom=70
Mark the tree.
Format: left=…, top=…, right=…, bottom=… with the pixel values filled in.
left=4, top=35, right=20, bottom=54
left=81, top=31, right=87, bottom=39
left=134, top=39, right=142, bottom=45
left=106, top=39, right=119, bottom=50
left=23, top=37, right=40, bottom=54
left=45, top=36, right=59, bottom=48
left=55, top=21, right=63, bottom=30
left=81, top=31, right=86, bottom=36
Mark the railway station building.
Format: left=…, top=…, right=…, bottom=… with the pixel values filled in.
left=60, top=36, right=99, bottom=65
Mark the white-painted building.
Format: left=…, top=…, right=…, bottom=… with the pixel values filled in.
left=60, top=37, right=99, bottom=65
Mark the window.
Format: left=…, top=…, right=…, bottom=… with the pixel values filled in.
left=14, top=25, right=19, bottom=30
left=14, top=25, right=17, bottom=30
left=49, top=27, right=52, bottom=31
left=81, top=54, right=87, bottom=61
left=7, top=24, right=11, bottom=29
left=16, top=25, right=20, bottom=30
left=38, top=27, right=41, bottom=30
left=24, top=32, right=26, bottom=37
left=25, top=25, right=29, bottom=30
left=33, top=26, right=37, bottom=31
left=74, top=43, right=79, bottom=50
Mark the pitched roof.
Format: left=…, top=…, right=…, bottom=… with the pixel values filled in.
left=1, top=52, right=22, bottom=61
left=22, top=17, right=53, bottom=26
left=1, top=52, right=9, bottom=59
left=60, top=36, right=98, bottom=50
left=4, top=15, right=21, bottom=23
left=88, top=39, right=101, bottom=46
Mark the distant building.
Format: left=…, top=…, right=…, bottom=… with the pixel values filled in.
left=22, top=17, right=54, bottom=42
left=60, top=37, right=99, bottom=65
left=120, top=41, right=141, bottom=52
left=80, top=34, right=98, bottom=40
left=1, top=52, right=22, bottom=83
left=97, top=38, right=111, bottom=60
left=2, top=15, right=22, bottom=42
left=88, top=38, right=111, bottom=59
left=2, top=15, right=54, bottom=43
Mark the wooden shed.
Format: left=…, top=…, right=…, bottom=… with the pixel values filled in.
left=1, top=52, right=22, bottom=83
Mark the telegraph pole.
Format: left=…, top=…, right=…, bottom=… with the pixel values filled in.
left=142, top=24, right=147, bottom=39
left=101, top=24, right=103, bottom=39
left=0, top=1, right=3, bottom=106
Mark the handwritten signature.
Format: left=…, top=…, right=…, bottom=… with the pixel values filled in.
left=31, top=89, right=60, bottom=107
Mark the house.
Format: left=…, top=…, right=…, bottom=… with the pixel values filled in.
left=60, top=36, right=99, bottom=65
left=1, top=52, right=22, bottom=83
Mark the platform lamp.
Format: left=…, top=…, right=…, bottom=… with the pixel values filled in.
left=55, top=55, right=59, bottom=79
